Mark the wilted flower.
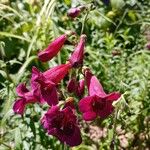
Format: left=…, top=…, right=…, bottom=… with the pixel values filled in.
left=67, top=6, right=86, bottom=18
left=38, top=34, right=67, bottom=62
left=79, top=69, right=121, bottom=121
left=13, top=83, right=39, bottom=115
left=41, top=105, right=82, bottom=147
left=69, top=34, right=86, bottom=67
left=67, top=7, right=80, bottom=18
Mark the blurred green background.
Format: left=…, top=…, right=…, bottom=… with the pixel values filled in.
left=0, top=0, right=150, bottom=149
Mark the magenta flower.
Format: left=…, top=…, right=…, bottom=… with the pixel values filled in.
left=43, top=63, right=72, bottom=84
left=69, top=34, right=86, bottom=67
left=13, top=83, right=39, bottom=115
left=41, top=105, right=82, bottom=147
left=79, top=69, right=121, bottom=121
left=38, top=34, right=67, bottom=62
left=31, top=63, right=71, bottom=105
left=76, top=79, right=85, bottom=97
left=67, top=78, right=84, bottom=97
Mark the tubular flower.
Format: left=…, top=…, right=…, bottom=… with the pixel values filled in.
left=31, top=63, right=71, bottom=105
left=69, top=35, right=86, bottom=67
left=79, top=69, right=121, bottom=121
left=67, top=78, right=84, bottom=97
left=38, top=34, right=67, bottom=62
left=31, top=67, right=58, bottom=106
left=43, top=63, right=72, bottom=84
left=13, top=83, right=39, bottom=115
left=41, top=105, right=82, bottom=147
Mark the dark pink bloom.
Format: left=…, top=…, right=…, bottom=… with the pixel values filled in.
left=76, top=79, right=85, bottom=97
left=13, top=83, right=39, bottom=115
left=38, top=34, right=67, bottom=62
left=31, top=63, right=71, bottom=105
left=67, top=78, right=84, bottom=97
left=67, top=7, right=81, bottom=18
left=79, top=69, right=121, bottom=121
left=69, top=35, right=86, bottom=67
left=41, top=105, right=82, bottom=147
left=67, top=78, right=77, bottom=93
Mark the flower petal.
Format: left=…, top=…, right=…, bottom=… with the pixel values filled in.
left=76, top=79, right=85, bottom=97
left=85, top=69, right=106, bottom=97
left=16, top=83, right=29, bottom=97
left=24, top=91, right=37, bottom=103
left=83, top=111, right=97, bottom=121
left=65, top=126, right=82, bottom=147
left=41, top=86, right=58, bottom=106
left=106, top=92, right=121, bottom=102
left=43, top=63, right=71, bottom=84
left=41, top=106, right=59, bottom=130
left=98, top=102, right=114, bottom=118
left=79, top=96, right=94, bottom=113
left=67, top=78, right=77, bottom=93
left=13, top=98, right=26, bottom=115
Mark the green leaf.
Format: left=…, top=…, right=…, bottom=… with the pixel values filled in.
left=15, top=128, right=22, bottom=150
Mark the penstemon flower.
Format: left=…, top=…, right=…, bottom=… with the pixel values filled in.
left=13, top=83, right=40, bottom=115
left=79, top=69, right=121, bottom=121
left=41, top=105, right=82, bottom=147
left=31, top=63, right=71, bottom=105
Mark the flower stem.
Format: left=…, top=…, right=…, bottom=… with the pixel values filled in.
left=80, top=9, right=89, bottom=35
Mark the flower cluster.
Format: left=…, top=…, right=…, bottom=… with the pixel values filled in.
left=13, top=7, right=121, bottom=147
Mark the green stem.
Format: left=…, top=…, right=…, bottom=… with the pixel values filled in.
left=17, top=55, right=38, bottom=83
left=26, top=28, right=39, bottom=59
left=114, top=9, right=128, bottom=35
left=80, top=10, right=89, bottom=35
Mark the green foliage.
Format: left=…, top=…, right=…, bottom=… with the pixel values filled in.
left=0, top=0, right=150, bottom=149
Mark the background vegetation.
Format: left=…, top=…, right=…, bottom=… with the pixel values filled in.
left=0, top=0, right=150, bottom=149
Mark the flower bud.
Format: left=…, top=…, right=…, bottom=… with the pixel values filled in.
left=69, top=34, right=86, bottom=67
left=38, top=34, right=67, bottom=62
left=67, top=78, right=77, bottom=93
